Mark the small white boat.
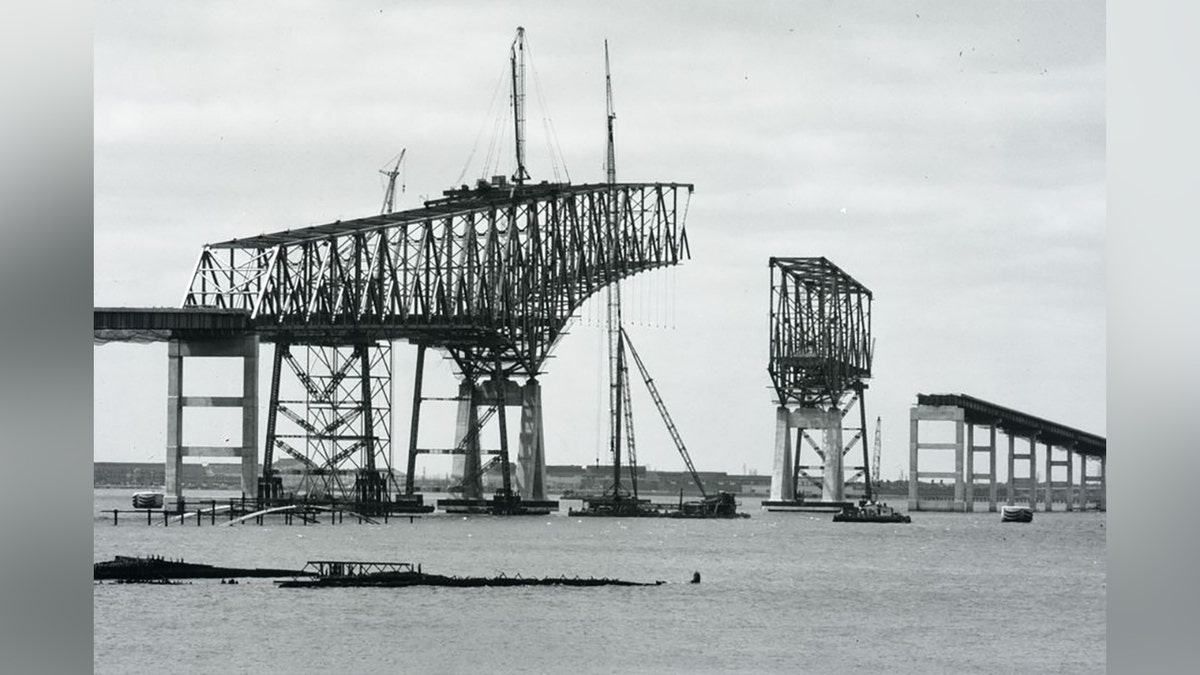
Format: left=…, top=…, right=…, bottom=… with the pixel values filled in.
left=1001, top=505, right=1033, bottom=523
left=132, top=492, right=164, bottom=509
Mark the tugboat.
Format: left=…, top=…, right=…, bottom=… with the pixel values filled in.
left=832, top=499, right=912, bottom=523
left=831, top=426, right=911, bottom=523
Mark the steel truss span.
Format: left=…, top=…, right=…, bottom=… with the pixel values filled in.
left=768, top=256, right=873, bottom=408
left=183, top=182, right=693, bottom=376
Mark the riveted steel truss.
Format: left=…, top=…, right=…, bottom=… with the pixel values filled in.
left=262, top=340, right=394, bottom=504
left=769, top=257, right=873, bottom=408
left=183, top=182, right=692, bottom=377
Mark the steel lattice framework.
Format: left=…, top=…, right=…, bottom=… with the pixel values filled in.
left=183, top=181, right=692, bottom=376
left=768, top=256, right=873, bottom=408
left=267, top=342, right=394, bottom=503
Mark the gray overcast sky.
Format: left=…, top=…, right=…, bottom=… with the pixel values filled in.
left=93, top=1, right=1104, bottom=479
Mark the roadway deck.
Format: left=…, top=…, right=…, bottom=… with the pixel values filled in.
left=94, top=307, right=252, bottom=343
left=916, top=393, right=1105, bottom=458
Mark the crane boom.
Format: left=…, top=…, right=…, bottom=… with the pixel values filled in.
left=872, top=416, right=882, bottom=495
left=603, top=38, right=626, bottom=499
left=380, top=148, right=406, bottom=214
left=511, top=28, right=530, bottom=185
left=620, top=327, right=706, bottom=498
left=619, top=350, right=638, bottom=497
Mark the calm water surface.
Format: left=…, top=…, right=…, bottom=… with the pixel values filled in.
left=94, top=489, right=1105, bottom=674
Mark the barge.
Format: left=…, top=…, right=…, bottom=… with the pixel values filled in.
left=569, top=491, right=749, bottom=519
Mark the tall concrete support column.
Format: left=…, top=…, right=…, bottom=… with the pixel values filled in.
left=821, top=408, right=845, bottom=503
left=454, top=380, right=483, bottom=500
left=987, top=425, right=998, bottom=511
left=166, top=340, right=184, bottom=502
left=1044, top=442, right=1053, bottom=512
left=966, top=424, right=975, bottom=512
left=1065, top=446, right=1075, bottom=512
left=1024, top=436, right=1038, bottom=509
left=908, top=405, right=965, bottom=511
left=965, top=424, right=973, bottom=511
left=1100, top=455, right=1106, bottom=511
left=1079, top=455, right=1092, bottom=509
left=240, top=337, right=259, bottom=495
left=908, top=412, right=918, bottom=510
left=518, top=379, right=547, bottom=500
left=1006, top=432, right=1015, bottom=505
left=770, top=407, right=795, bottom=502
left=954, top=417, right=965, bottom=510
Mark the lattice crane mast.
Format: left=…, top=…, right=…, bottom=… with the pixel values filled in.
left=380, top=148, right=406, bottom=215
left=871, top=416, right=882, bottom=500
left=603, top=38, right=628, bottom=498
left=620, top=327, right=707, bottom=499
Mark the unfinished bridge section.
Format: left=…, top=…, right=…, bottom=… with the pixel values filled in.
left=909, top=393, right=1106, bottom=512
left=764, top=257, right=875, bottom=511
left=172, top=180, right=692, bottom=507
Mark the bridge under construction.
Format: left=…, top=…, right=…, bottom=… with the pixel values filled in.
left=95, top=28, right=693, bottom=515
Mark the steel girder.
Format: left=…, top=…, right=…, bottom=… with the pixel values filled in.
left=768, top=257, right=873, bottom=408
left=183, top=182, right=692, bottom=376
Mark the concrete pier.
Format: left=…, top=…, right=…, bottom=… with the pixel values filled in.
left=449, top=376, right=548, bottom=501
left=517, top=379, right=547, bottom=501
left=1080, top=455, right=1106, bottom=511
left=908, top=404, right=965, bottom=511
left=1045, top=442, right=1074, bottom=512
left=908, top=394, right=1105, bottom=513
left=768, top=405, right=849, bottom=504
left=819, top=410, right=845, bottom=503
left=165, top=336, right=259, bottom=504
left=453, top=380, right=484, bottom=500
left=769, top=407, right=794, bottom=502
left=965, top=423, right=999, bottom=512
left=1007, top=435, right=1037, bottom=509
